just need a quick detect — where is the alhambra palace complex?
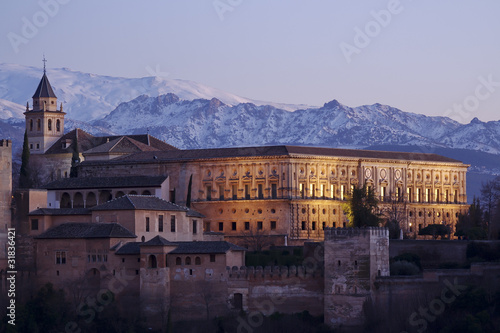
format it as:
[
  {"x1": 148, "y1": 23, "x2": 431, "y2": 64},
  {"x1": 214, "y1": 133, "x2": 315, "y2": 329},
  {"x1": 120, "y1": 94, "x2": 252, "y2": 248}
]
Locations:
[{"x1": 1, "y1": 71, "x2": 499, "y2": 330}]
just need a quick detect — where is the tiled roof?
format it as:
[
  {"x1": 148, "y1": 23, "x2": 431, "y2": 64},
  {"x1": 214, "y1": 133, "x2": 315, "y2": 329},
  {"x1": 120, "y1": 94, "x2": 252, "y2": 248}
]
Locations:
[
  {"x1": 168, "y1": 241, "x2": 246, "y2": 254},
  {"x1": 91, "y1": 195, "x2": 191, "y2": 213},
  {"x1": 29, "y1": 208, "x2": 91, "y2": 216},
  {"x1": 140, "y1": 235, "x2": 176, "y2": 247},
  {"x1": 97, "y1": 145, "x2": 463, "y2": 164},
  {"x1": 42, "y1": 176, "x2": 168, "y2": 190},
  {"x1": 115, "y1": 242, "x2": 141, "y2": 255},
  {"x1": 32, "y1": 73, "x2": 57, "y2": 98},
  {"x1": 187, "y1": 209, "x2": 205, "y2": 218},
  {"x1": 83, "y1": 136, "x2": 160, "y2": 154},
  {"x1": 44, "y1": 129, "x2": 177, "y2": 155},
  {"x1": 35, "y1": 222, "x2": 136, "y2": 239}
]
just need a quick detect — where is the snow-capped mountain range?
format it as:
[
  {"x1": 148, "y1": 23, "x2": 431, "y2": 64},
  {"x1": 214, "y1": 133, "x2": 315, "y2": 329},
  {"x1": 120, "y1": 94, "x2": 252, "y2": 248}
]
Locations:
[
  {"x1": 1, "y1": 63, "x2": 499, "y2": 157},
  {"x1": 0, "y1": 63, "x2": 311, "y2": 121},
  {"x1": 93, "y1": 94, "x2": 500, "y2": 155}
]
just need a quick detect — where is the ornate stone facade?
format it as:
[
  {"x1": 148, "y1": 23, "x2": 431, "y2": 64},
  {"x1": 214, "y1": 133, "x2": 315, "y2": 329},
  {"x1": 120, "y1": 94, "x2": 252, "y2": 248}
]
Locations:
[{"x1": 78, "y1": 147, "x2": 469, "y2": 246}]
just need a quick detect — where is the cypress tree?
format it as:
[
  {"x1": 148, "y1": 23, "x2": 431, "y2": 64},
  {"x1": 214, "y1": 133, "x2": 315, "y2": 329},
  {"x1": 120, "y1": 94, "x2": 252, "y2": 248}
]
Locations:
[
  {"x1": 19, "y1": 130, "x2": 32, "y2": 188},
  {"x1": 69, "y1": 135, "x2": 80, "y2": 178},
  {"x1": 186, "y1": 174, "x2": 193, "y2": 207}
]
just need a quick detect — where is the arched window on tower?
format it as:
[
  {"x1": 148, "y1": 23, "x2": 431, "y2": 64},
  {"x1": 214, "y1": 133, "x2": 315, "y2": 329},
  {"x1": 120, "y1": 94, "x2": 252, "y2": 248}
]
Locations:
[
  {"x1": 56, "y1": 119, "x2": 60, "y2": 132},
  {"x1": 37, "y1": 119, "x2": 41, "y2": 131},
  {"x1": 30, "y1": 119, "x2": 33, "y2": 131},
  {"x1": 48, "y1": 119, "x2": 52, "y2": 131}
]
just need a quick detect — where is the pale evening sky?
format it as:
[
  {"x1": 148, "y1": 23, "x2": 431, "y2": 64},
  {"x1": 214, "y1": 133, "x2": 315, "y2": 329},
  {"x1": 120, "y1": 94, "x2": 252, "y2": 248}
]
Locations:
[{"x1": 1, "y1": 0, "x2": 499, "y2": 123}]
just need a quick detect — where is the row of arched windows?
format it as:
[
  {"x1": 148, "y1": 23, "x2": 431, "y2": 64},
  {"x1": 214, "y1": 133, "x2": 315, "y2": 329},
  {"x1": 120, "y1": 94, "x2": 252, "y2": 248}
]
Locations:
[
  {"x1": 60, "y1": 189, "x2": 152, "y2": 208},
  {"x1": 176, "y1": 256, "x2": 201, "y2": 266},
  {"x1": 29, "y1": 118, "x2": 60, "y2": 132},
  {"x1": 146, "y1": 255, "x2": 202, "y2": 268}
]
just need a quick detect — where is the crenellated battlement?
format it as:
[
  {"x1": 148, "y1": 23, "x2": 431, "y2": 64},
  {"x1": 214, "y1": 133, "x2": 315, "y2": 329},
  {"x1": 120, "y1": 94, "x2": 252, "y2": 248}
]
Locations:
[
  {"x1": 226, "y1": 265, "x2": 323, "y2": 280},
  {"x1": 324, "y1": 227, "x2": 388, "y2": 240},
  {"x1": 0, "y1": 139, "x2": 11, "y2": 148}
]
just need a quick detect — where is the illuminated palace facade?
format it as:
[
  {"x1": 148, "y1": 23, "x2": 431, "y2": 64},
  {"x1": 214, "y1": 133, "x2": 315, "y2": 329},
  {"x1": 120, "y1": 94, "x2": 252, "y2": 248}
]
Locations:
[
  {"x1": 77, "y1": 146, "x2": 469, "y2": 246},
  {"x1": 24, "y1": 70, "x2": 469, "y2": 247}
]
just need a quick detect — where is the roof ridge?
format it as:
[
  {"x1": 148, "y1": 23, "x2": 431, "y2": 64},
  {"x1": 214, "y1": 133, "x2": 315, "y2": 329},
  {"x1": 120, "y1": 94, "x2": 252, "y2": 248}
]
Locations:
[
  {"x1": 125, "y1": 195, "x2": 136, "y2": 209},
  {"x1": 109, "y1": 136, "x2": 125, "y2": 151}
]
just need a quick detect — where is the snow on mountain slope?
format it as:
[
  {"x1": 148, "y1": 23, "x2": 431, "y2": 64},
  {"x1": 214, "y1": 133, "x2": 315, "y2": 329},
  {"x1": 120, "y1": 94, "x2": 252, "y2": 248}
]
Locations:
[
  {"x1": 0, "y1": 63, "x2": 312, "y2": 122},
  {"x1": 0, "y1": 99, "x2": 25, "y2": 119},
  {"x1": 439, "y1": 118, "x2": 500, "y2": 154},
  {"x1": 94, "y1": 94, "x2": 496, "y2": 153}
]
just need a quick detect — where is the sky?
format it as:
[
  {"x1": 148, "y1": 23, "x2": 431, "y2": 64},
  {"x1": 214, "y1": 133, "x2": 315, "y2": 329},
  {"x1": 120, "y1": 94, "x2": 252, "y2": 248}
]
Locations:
[{"x1": 1, "y1": 0, "x2": 500, "y2": 123}]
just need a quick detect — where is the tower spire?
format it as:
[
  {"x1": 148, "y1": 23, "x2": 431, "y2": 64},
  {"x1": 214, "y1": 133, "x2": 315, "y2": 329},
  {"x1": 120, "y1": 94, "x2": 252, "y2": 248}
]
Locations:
[{"x1": 42, "y1": 54, "x2": 47, "y2": 74}]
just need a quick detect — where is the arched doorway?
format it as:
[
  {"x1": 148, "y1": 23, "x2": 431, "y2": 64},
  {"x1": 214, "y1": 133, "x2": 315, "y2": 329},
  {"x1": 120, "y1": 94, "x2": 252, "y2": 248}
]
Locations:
[
  {"x1": 99, "y1": 190, "x2": 112, "y2": 204},
  {"x1": 148, "y1": 255, "x2": 157, "y2": 268},
  {"x1": 60, "y1": 193, "x2": 71, "y2": 208},
  {"x1": 73, "y1": 192, "x2": 84, "y2": 208},
  {"x1": 86, "y1": 192, "x2": 97, "y2": 208}
]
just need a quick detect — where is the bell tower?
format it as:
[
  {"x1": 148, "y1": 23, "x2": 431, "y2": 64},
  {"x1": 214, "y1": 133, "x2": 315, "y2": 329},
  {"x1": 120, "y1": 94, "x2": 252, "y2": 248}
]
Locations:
[{"x1": 24, "y1": 57, "x2": 65, "y2": 154}]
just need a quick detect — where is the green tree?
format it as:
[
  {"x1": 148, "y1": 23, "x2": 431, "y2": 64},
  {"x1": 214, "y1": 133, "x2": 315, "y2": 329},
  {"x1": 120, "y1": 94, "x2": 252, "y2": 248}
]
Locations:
[
  {"x1": 455, "y1": 197, "x2": 488, "y2": 240},
  {"x1": 186, "y1": 174, "x2": 193, "y2": 207},
  {"x1": 19, "y1": 130, "x2": 32, "y2": 188},
  {"x1": 419, "y1": 223, "x2": 451, "y2": 239},
  {"x1": 480, "y1": 177, "x2": 500, "y2": 239},
  {"x1": 342, "y1": 183, "x2": 380, "y2": 227},
  {"x1": 69, "y1": 136, "x2": 80, "y2": 178}
]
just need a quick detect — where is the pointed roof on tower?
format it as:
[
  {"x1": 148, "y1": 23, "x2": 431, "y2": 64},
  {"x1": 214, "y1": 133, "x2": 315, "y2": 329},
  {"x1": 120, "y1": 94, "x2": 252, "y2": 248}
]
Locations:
[{"x1": 32, "y1": 73, "x2": 57, "y2": 98}]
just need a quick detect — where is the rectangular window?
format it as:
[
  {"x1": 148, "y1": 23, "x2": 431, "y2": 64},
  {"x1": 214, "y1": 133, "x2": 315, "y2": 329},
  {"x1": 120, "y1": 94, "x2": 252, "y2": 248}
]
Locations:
[
  {"x1": 231, "y1": 222, "x2": 237, "y2": 231},
  {"x1": 245, "y1": 184, "x2": 250, "y2": 200},
  {"x1": 396, "y1": 187, "x2": 401, "y2": 199},
  {"x1": 321, "y1": 184, "x2": 325, "y2": 199},
  {"x1": 310, "y1": 184, "x2": 315, "y2": 198},
  {"x1": 312, "y1": 221, "x2": 316, "y2": 230},
  {"x1": 380, "y1": 186, "x2": 386, "y2": 201},
  {"x1": 244, "y1": 222, "x2": 250, "y2": 230},
  {"x1": 270, "y1": 221, "x2": 276, "y2": 230},
  {"x1": 210, "y1": 254, "x2": 216, "y2": 262},
  {"x1": 331, "y1": 185, "x2": 334, "y2": 199},
  {"x1": 425, "y1": 188, "x2": 431, "y2": 203},
  {"x1": 30, "y1": 143, "x2": 33, "y2": 149},
  {"x1": 170, "y1": 216, "x2": 176, "y2": 232},
  {"x1": 271, "y1": 183, "x2": 277, "y2": 199},
  {"x1": 232, "y1": 184, "x2": 237, "y2": 200},
  {"x1": 218, "y1": 222, "x2": 224, "y2": 231},
  {"x1": 340, "y1": 185, "x2": 345, "y2": 200},
  {"x1": 257, "y1": 221, "x2": 263, "y2": 230},
  {"x1": 454, "y1": 190, "x2": 458, "y2": 203},
  {"x1": 301, "y1": 221, "x2": 306, "y2": 230},
  {"x1": 445, "y1": 190, "x2": 449, "y2": 203},
  {"x1": 435, "y1": 189, "x2": 440, "y2": 203},
  {"x1": 206, "y1": 185, "x2": 212, "y2": 201},
  {"x1": 300, "y1": 183, "x2": 305, "y2": 199},
  {"x1": 193, "y1": 220, "x2": 197, "y2": 234},
  {"x1": 417, "y1": 188, "x2": 421, "y2": 203},
  {"x1": 158, "y1": 215, "x2": 163, "y2": 232},
  {"x1": 407, "y1": 188, "x2": 412, "y2": 203},
  {"x1": 204, "y1": 221, "x2": 211, "y2": 232},
  {"x1": 146, "y1": 217, "x2": 150, "y2": 232},
  {"x1": 258, "y1": 184, "x2": 264, "y2": 199},
  {"x1": 31, "y1": 219, "x2": 39, "y2": 231},
  {"x1": 219, "y1": 185, "x2": 225, "y2": 200},
  {"x1": 55, "y1": 251, "x2": 66, "y2": 265},
  {"x1": 322, "y1": 222, "x2": 326, "y2": 230}
]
